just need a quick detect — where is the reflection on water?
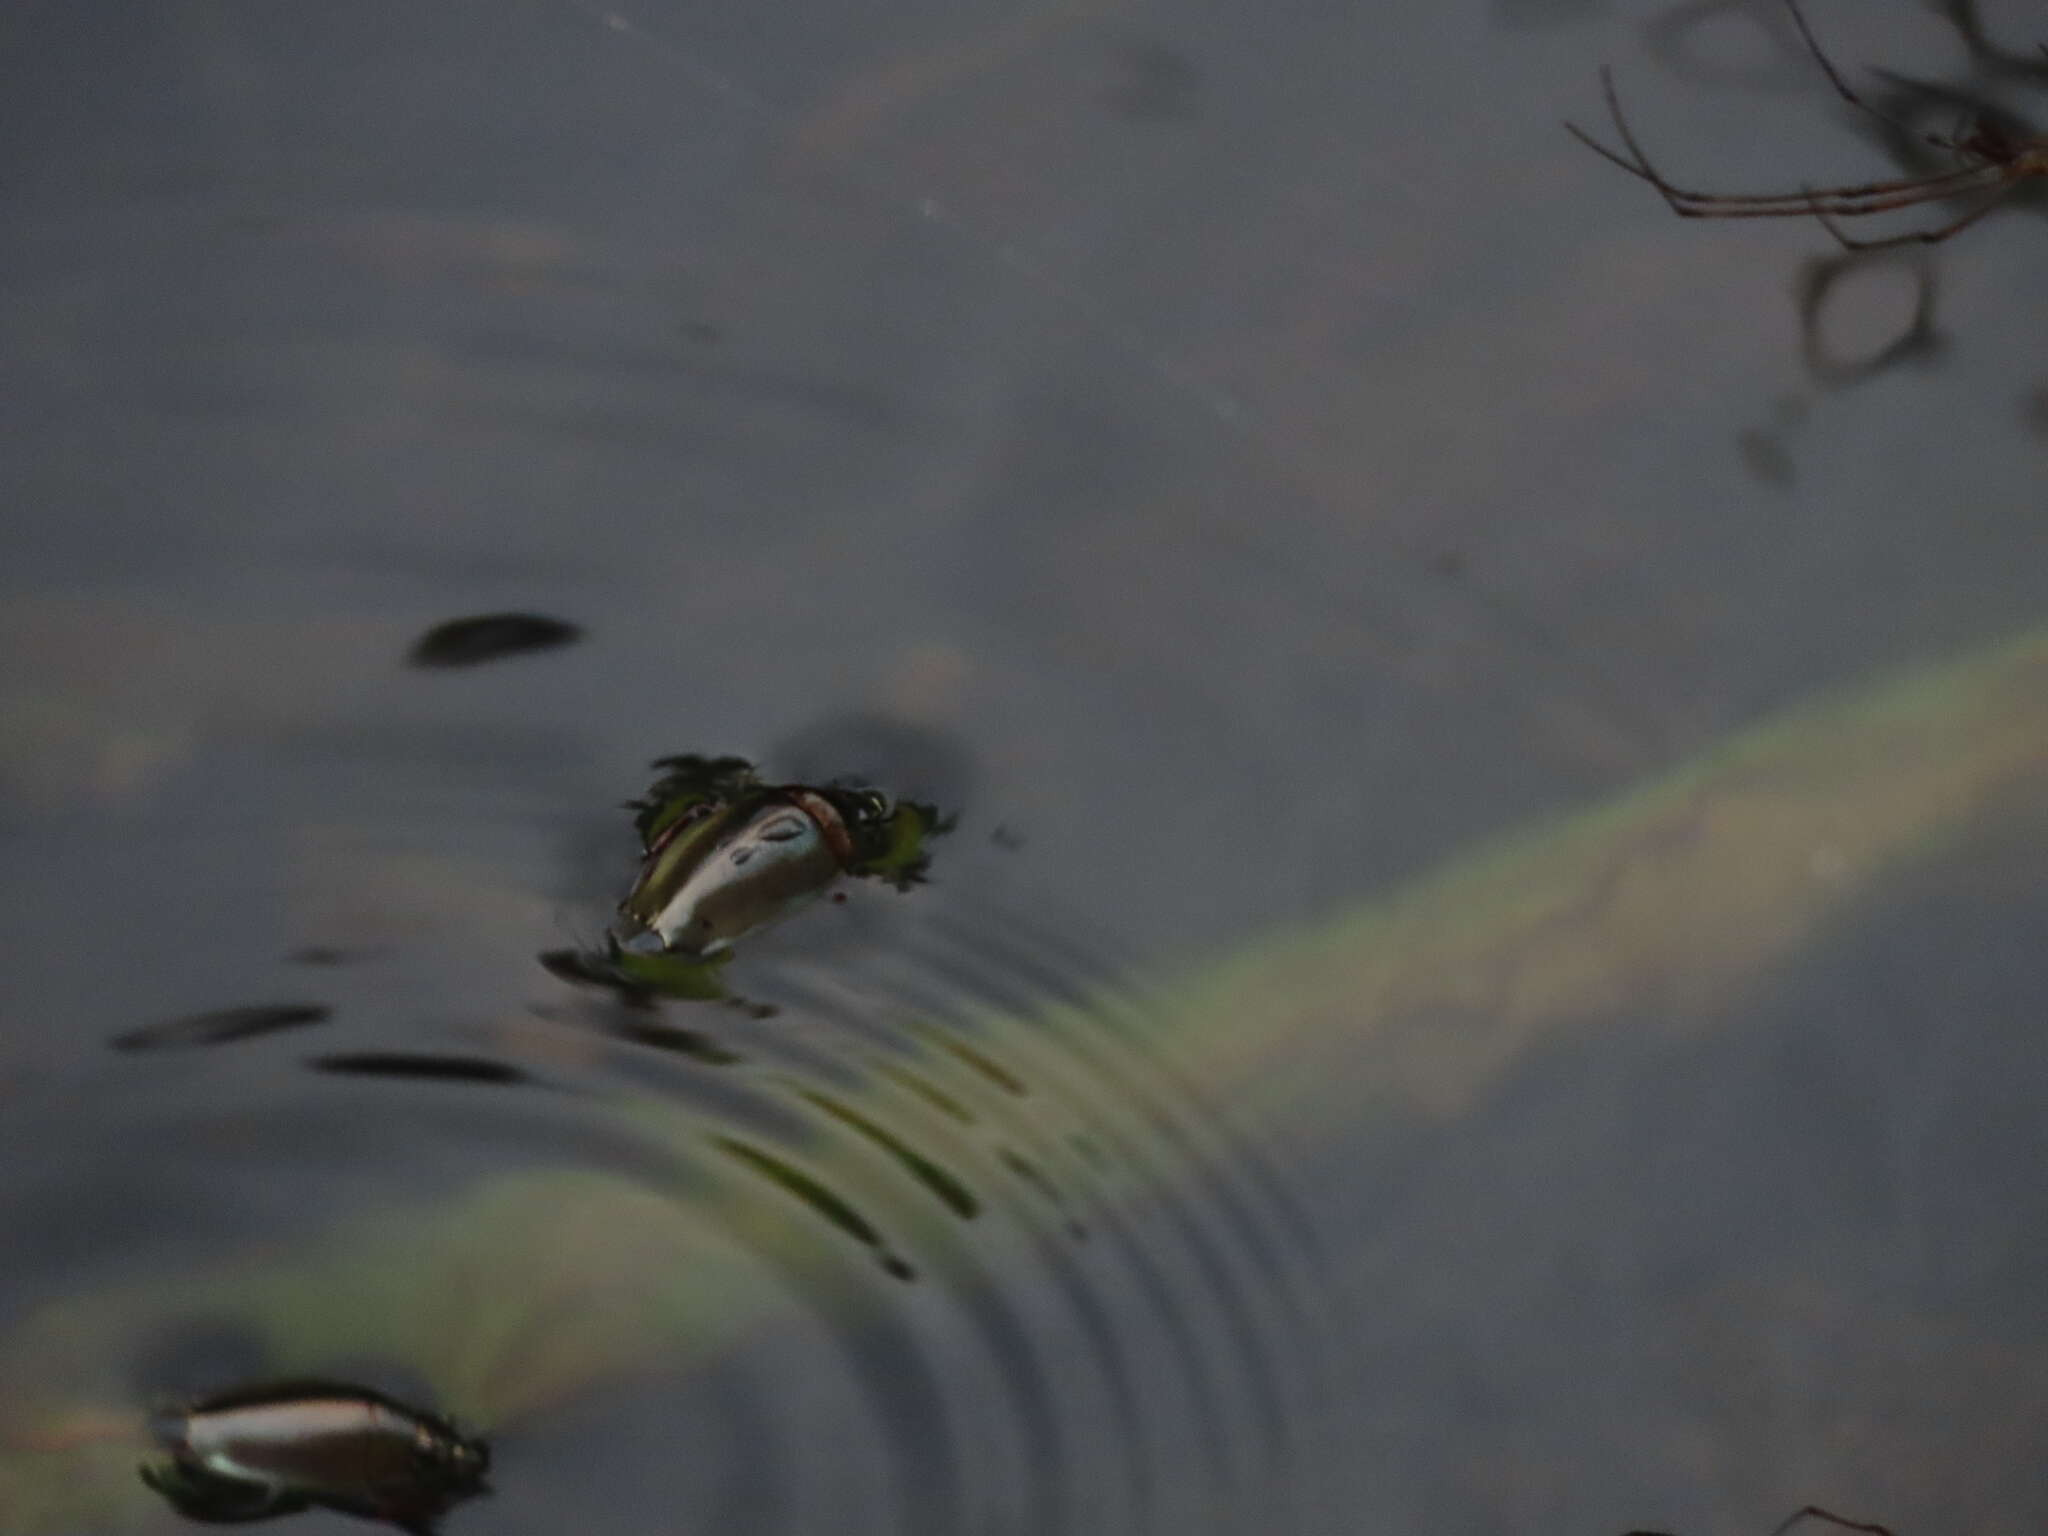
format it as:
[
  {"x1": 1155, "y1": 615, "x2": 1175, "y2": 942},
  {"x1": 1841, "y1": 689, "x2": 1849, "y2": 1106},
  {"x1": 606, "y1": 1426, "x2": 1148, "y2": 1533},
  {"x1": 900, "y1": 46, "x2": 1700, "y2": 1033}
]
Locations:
[{"x1": 3, "y1": 0, "x2": 2047, "y2": 1532}]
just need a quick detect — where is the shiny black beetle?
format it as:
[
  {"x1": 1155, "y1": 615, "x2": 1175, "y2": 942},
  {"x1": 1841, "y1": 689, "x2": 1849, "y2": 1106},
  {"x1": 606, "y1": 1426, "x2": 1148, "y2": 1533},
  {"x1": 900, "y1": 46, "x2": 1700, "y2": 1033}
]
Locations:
[
  {"x1": 140, "y1": 1380, "x2": 489, "y2": 1534},
  {"x1": 612, "y1": 754, "x2": 951, "y2": 961}
]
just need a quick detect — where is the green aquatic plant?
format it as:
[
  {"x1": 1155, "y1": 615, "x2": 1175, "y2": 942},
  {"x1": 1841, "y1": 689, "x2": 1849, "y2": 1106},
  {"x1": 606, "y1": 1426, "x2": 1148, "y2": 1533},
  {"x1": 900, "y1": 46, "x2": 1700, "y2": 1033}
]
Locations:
[{"x1": 2, "y1": 626, "x2": 2045, "y2": 1529}]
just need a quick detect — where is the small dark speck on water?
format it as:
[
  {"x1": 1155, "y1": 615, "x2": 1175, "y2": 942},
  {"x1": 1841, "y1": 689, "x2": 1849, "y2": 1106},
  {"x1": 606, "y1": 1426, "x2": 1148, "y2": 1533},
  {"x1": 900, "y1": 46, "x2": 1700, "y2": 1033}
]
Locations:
[
  {"x1": 407, "y1": 612, "x2": 583, "y2": 669},
  {"x1": 111, "y1": 1004, "x2": 332, "y2": 1052},
  {"x1": 306, "y1": 1052, "x2": 532, "y2": 1086}
]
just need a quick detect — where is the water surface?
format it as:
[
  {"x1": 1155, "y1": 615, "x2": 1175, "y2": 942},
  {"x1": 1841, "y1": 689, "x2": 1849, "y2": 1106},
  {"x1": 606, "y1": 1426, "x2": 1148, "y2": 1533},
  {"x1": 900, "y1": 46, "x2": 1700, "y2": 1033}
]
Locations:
[{"x1": 2, "y1": 1, "x2": 2045, "y2": 1533}]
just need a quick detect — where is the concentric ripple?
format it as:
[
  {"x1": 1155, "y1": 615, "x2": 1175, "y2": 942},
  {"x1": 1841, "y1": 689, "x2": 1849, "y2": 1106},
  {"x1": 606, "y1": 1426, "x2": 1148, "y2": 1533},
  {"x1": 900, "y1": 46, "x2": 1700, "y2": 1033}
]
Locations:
[
  {"x1": 549, "y1": 881, "x2": 1356, "y2": 1536},
  {"x1": 0, "y1": 876, "x2": 1348, "y2": 1536}
]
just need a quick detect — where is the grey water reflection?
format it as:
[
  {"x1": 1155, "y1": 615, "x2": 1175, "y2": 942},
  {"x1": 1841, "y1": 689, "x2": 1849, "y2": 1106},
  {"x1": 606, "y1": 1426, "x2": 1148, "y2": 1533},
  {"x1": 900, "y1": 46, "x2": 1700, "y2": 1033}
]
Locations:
[{"x1": 2, "y1": 1, "x2": 2046, "y2": 1534}]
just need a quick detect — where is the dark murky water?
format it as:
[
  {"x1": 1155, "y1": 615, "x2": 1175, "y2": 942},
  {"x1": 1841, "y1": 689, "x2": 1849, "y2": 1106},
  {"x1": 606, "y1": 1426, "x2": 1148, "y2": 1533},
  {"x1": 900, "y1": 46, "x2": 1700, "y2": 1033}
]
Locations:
[{"x1": 3, "y1": 2, "x2": 2046, "y2": 1533}]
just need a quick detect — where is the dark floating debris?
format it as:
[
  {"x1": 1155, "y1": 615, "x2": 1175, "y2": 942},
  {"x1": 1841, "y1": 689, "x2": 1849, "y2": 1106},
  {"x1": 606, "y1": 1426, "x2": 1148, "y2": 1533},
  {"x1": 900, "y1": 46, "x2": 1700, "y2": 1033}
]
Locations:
[
  {"x1": 112, "y1": 1004, "x2": 332, "y2": 1053},
  {"x1": 140, "y1": 1379, "x2": 489, "y2": 1535},
  {"x1": 1569, "y1": 0, "x2": 2048, "y2": 253},
  {"x1": 612, "y1": 753, "x2": 954, "y2": 961},
  {"x1": 406, "y1": 612, "x2": 582, "y2": 669},
  {"x1": 306, "y1": 1052, "x2": 531, "y2": 1086}
]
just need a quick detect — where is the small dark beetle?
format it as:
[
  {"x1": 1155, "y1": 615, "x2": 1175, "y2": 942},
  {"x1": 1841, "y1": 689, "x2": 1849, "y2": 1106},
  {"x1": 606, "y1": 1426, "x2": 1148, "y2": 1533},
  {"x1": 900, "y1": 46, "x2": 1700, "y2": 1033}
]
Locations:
[
  {"x1": 612, "y1": 754, "x2": 951, "y2": 960},
  {"x1": 141, "y1": 1380, "x2": 489, "y2": 1534}
]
